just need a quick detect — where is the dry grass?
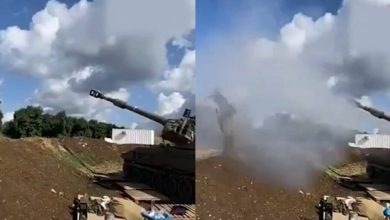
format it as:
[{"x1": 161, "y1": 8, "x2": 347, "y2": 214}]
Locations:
[
  {"x1": 329, "y1": 161, "x2": 367, "y2": 177},
  {"x1": 90, "y1": 161, "x2": 122, "y2": 174}
]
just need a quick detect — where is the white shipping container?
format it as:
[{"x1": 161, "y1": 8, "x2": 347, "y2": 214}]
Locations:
[
  {"x1": 350, "y1": 134, "x2": 390, "y2": 149},
  {"x1": 111, "y1": 129, "x2": 154, "y2": 145}
]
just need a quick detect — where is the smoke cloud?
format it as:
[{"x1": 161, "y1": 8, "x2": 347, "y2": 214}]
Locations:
[{"x1": 197, "y1": 0, "x2": 390, "y2": 187}]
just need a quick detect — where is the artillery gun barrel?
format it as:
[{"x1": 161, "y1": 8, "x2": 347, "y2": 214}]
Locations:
[
  {"x1": 90, "y1": 89, "x2": 167, "y2": 125},
  {"x1": 354, "y1": 100, "x2": 390, "y2": 122}
]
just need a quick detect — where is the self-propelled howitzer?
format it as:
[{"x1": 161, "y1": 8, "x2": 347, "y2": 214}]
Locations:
[
  {"x1": 90, "y1": 89, "x2": 195, "y2": 203},
  {"x1": 90, "y1": 89, "x2": 195, "y2": 148}
]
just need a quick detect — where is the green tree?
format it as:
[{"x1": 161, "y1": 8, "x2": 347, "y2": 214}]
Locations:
[
  {"x1": 49, "y1": 111, "x2": 72, "y2": 137},
  {"x1": 105, "y1": 123, "x2": 116, "y2": 138},
  {"x1": 96, "y1": 122, "x2": 109, "y2": 138},
  {"x1": 2, "y1": 106, "x2": 124, "y2": 139},
  {"x1": 42, "y1": 113, "x2": 55, "y2": 137},
  {"x1": 13, "y1": 106, "x2": 44, "y2": 137},
  {"x1": 3, "y1": 121, "x2": 19, "y2": 138},
  {"x1": 70, "y1": 117, "x2": 89, "y2": 137},
  {"x1": 61, "y1": 112, "x2": 74, "y2": 137},
  {"x1": 103, "y1": 123, "x2": 125, "y2": 138},
  {"x1": 89, "y1": 120, "x2": 107, "y2": 138},
  {"x1": 0, "y1": 109, "x2": 3, "y2": 131}
]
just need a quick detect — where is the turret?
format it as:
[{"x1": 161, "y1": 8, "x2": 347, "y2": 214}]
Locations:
[{"x1": 90, "y1": 89, "x2": 195, "y2": 147}]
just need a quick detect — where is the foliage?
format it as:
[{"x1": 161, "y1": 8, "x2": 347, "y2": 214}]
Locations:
[
  {"x1": 0, "y1": 109, "x2": 3, "y2": 131},
  {"x1": 3, "y1": 121, "x2": 18, "y2": 138},
  {"x1": 2, "y1": 106, "x2": 124, "y2": 139},
  {"x1": 14, "y1": 106, "x2": 44, "y2": 137}
]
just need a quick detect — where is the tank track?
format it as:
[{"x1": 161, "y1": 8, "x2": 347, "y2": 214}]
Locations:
[
  {"x1": 366, "y1": 163, "x2": 390, "y2": 184},
  {"x1": 123, "y1": 162, "x2": 195, "y2": 203}
]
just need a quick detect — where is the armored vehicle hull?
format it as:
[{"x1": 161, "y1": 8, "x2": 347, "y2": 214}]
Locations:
[
  {"x1": 122, "y1": 145, "x2": 195, "y2": 203},
  {"x1": 349, "y1": 134, "x2": 390, "y2": 180},
  {"x1": 360, "y1": 148, "x2": 390, "y2": 180}
]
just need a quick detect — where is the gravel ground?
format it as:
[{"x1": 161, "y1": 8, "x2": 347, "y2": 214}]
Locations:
[{"x1": 196, "y1": 156, "x2": 365, "y2": 220}]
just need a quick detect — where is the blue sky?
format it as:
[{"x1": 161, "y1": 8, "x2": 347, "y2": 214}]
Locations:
[{"x1": 0, "y1": 0, "x2": 191, "y2": 127}]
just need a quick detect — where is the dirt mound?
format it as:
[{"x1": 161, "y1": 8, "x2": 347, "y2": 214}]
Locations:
[
  {"x1": 0, "y1": 137, "x2": 128, "y2": 220},
  {"x1": 58, "y1": 137, "x2": 136, "y2": 174},
  {"x1": 60, "y1": 137, "x2": 134, "y2": 161},
  {"x1": 196, "y1": 156, "x2": 364, "y2": 220}
]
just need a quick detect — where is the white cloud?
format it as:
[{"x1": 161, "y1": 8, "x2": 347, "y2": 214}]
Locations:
[
  {"x1": 2, "y1": 111, "x2": 14, "y2": 123},
  {"x1": 172, "y1": 36, "x2": 193, "y2": 48},
  {"x1": 326, "y1": 76, "x2": 338, "y2": 88},
  {"x1": 157, "y1": 92, "x2": 185, "y2": 116},
  {"x1": 30, "y1": 77, "x2": 130, "y2": 120},
  {"x1": 0, "y1": 0, "x2": 194, "y2": 121},
  {"x1": 279, "y1": 12, "x2": 334, "y2": 54},
  {"x1": 356, "y1": 96, "x2": 373, "y2": 107},
  {"x1": 151, "y1": 48, "x2": 195, "y2": 121},
  {"x1": 153, "y1": 49, "x2": 195, "y2": 93},
  {"x1": 358, "y1": 0, "x2": 390, "y2": 6},
  {"x1": 106, "y1": 88, "x2": 130, "y2": 101}
]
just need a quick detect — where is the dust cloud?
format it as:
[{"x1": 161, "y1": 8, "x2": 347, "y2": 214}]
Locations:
[{"x1": 196, "y1": 0, "x2": 390, "y2": 187}]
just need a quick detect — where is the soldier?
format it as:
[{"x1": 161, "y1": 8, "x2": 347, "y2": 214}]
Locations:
[{"x1": 209, "y1": 90, "x2": 236, "y2": 157}]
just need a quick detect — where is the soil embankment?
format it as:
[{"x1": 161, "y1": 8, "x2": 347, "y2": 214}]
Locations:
[{"x1": 0, "y1": 137, "x2": 134, "y2": 219}]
